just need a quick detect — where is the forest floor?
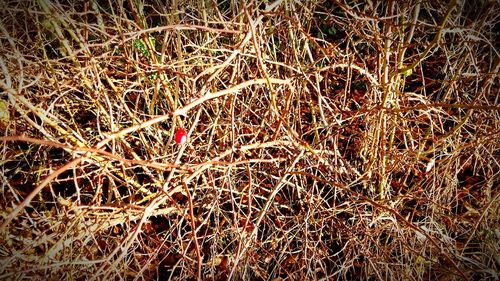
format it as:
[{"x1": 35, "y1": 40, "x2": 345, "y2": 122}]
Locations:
[{"x1": 0, "y1": 0, "x2": 499, "y2": 280}]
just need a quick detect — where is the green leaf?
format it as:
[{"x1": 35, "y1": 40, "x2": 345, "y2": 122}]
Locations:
[
  {"x1": 0, "y1": 99, "x2": 9, "y2": 125},
  {"x1": 148, "y1": 72, "x2": 158, "y2": 81},
  {"x1": 403, "y1": 68, "x2": 413, "y2": 77},
  {"x1": 133, "y1": 38, "x2": 149, "y2": 57}
]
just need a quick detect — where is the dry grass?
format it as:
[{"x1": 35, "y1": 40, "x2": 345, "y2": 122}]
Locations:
[{"x1": 0, "y1": 0, "x2": 499, "y2": 280}]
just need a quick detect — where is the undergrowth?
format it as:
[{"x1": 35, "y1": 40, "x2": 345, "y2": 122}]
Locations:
[{"x1": 0, "y1": 0, "x2": 498, "y2": 280}]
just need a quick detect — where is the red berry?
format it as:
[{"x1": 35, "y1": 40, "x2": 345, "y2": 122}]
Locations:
[{"x1": 175, "y1": 128, "x2": 188, "y2": 144}]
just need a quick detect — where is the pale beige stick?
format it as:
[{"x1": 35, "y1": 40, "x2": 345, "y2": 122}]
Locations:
[
  {"x1": 228, "y1": 150, "x2": 305, "y2": 279},
  {"x1": 96, "y1": 78, "x2": 290, "y2": 150},
  {"x1": 0, "y1": 135, "x2": 178, "y2": 170},
  {"x1": 0, "y1": 157, "x2": 83, "y2": 232}
]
